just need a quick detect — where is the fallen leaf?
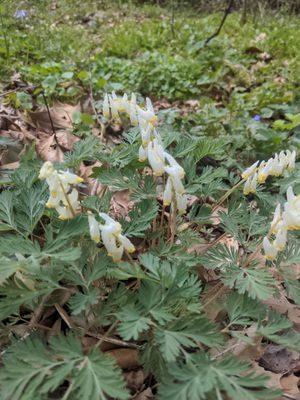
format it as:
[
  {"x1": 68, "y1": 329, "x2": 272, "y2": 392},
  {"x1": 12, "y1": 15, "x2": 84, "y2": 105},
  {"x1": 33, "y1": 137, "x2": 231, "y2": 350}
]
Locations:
[
  {"x1": 111, "y1": 190, "x2": 134, "y2": 218},
  {"x1": 124, "y1": 369, "x2": 145, "y2": 391},
  {"x1": 29, "y1": 102, "x2": 80, "y2": 133},
  {"x1": 36, "y1": 134, "x2": 64, "y2": 162},
  {"x1": 280, "y1": 374, "x2": 300, "y2": 396},
  {"x1": 55, "y1": 130, "x2": 79, "y2": 151},
  {"x1": 106, "y1": 348, "x2": 139, "y2": 369},
  {"x1": 259, "y1": 345, "x2": 300, "y2": 374},
  {"x1": 252, "y1": 363, "x2": 282, "y2": 390}
]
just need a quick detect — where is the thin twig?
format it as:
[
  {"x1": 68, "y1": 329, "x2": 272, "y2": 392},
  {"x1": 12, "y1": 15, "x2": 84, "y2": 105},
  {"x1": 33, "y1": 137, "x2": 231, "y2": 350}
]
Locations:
[
  {"x1": 41, "y1": 91, "x2": 56, "y2": 136},
  {"x1": 204, "y1": 0, "x2": 234, "y2": 46},
  {"x1": 86, "y1": 331, "x2": 140, "y2": 349},
  {"x1": 94, "y1": 320, "x2": 119, "y2": 349}
]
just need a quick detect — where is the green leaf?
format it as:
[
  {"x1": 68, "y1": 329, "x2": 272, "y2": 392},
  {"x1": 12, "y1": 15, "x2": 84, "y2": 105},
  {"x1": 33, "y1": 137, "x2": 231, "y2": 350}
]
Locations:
[
  {"x1": 0, "y1": 334, "x2": 129, "y2": 400},
  {"x1": 226, "y1": 292, "x2": 266, "y2": 326},
  {"x1": 155, "y1": 316, "x2": 223, "y2": 362},
  {"x1": 117, "y1": 306, "x2": 152, "y2": 340},
  {"x1": 159, "y1": 352, "x2": 281, "y2": 400},
  {"x1": 122, "y1": 199, "x2": 158, "y2": 238}
]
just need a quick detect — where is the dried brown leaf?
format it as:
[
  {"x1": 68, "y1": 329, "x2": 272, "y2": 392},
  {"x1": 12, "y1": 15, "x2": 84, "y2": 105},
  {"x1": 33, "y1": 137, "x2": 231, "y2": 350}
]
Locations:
[
  {"x1": 106, "y1": 348, "x2": 139, "y2": 369},
  {"x1": 36, "y1": 134, "x2": 64, "y2": 162}
]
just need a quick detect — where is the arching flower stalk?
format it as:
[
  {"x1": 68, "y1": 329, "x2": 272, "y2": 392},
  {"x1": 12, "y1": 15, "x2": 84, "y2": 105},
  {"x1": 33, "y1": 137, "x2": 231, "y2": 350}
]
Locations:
[
  {"x1": 103, "y1": 92, "x2": 188, "y2": 219},
  {"x1": 262, "y1": 186, "x2": 300, "y2": 260},
  {"x1": 242, "y1": 150, "x2": 296, "y2": 195},
  {"x1": 39, "y1": 161, "x2": 82, "y2": 220},
  {"x1": 88, "y1": 212, "x2": 135, "y2": 262}
]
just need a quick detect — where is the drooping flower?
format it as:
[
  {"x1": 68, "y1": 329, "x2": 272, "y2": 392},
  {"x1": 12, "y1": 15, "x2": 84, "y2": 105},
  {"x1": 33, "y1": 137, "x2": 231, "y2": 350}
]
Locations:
[
  {"x1": 243, "y1": 150, "x2": 297, "y2": 194},
  {"x1": 88, "y1": 212, "x2": 135, "y2": 262},
  {"x1": 39, "y1": 161, "x2": 82, "y2": 220},
  {"x1": 147, "y1": 139, "x2": 165, "y2": 176},
  {"x1": 263, "y1": 237, "x2": 278, "y2": 260},
  {"x1": 282, "y1": 186, "x2": 300, "y2": 230}
]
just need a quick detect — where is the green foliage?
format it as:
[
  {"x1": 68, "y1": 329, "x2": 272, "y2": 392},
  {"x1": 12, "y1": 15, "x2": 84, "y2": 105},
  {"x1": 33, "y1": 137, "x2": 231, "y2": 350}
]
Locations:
[
  {"x1": 0, "y1": 2, "x2": 300, "y2": 398},
  {"x1": 159, "y1": 352, "x2": 281, "y2": 400},
  {"x1": 0, "y1": 334, "x2": 129, "y2": 400}
]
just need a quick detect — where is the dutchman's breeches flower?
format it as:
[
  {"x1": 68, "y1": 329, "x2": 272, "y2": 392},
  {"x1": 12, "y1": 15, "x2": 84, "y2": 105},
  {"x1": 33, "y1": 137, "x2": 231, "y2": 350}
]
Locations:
[
  {"x1": 242, "y1": 150, "x2": 297, "y2": 195},
  {"x1": 88, "y1": 212, "x2": 135, "y2": 262},
  {"x1": 262, "y1": 186, "x2": 300, "y2": 260},
  {"x1": 102, "y1": 92, "x2": 188, "y2": 216},
  {"x1": 39, "y1": 161, "x2": 82, "y2": 220}
]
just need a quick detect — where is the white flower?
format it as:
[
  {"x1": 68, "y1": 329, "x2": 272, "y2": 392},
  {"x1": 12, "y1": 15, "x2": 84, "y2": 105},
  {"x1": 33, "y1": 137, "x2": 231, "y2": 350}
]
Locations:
[
  {"x1": 274, "y1": 227, "x2": 287, "y2": 251},
  {"x1": 263, "y1": 237, "x2": 278, "y2": 260},
  {"x1": 39, "y1": 162, "x2": 82, "y2": 219},
  {"x1": 109, "y1": 93, "x2": 119, "y2": 120},
  {"x1": 88, "y1": 212, "x2": 136, "y2": 262},
  {"x1": 268, "y1": 154, "x2": 284, "y2": 176},
  {"x1": 241, "y1": 161, "x2": 259, "y2": 180},
  {"x1": 270, "y1": 204, "x2": 281, "y2": 234},
  {"x1": 286, "y1": 150, "x2": 296, "y2": 171},
  {"x1": 243, "y1": 172, "x2": 258, "y2": 195},
  {"x1": 118, "y1": 234, "x2": 135, "y2": 253},
  {"x1": 147, "y1": 139, "x2": 165, "y2": 176},
  {"x1": 163, "y1": 177, "x2": 173, "y2": 206},
  {"x1": 136, "y1": 97, "x2": 157, "y2": 126},
  {"x1": 103, "y1": 93, "x2": 110, "y2": 119},
  {"x1": 56, "y1": 205, "x2": 74, "y2": 220},
  {"x1": 140, "y1": 124, "x2": 152, "y2": 146},
  {"x1": 138, "y1": 145, "x2": 148, "y2": 162},
  {"x1": 282, "y1": 186, "x2": 300, "y2": 230},
  {"x1": 129, "y1": 93, "x2": 138, "y2": 126},
  {"x1": 175, "y1": 192, "x2": 187, "y2": 215},
  {"x1": 88, "y1": 212, "x2": 101, "y2": 243},
  {"x1": 39, "y1": 161, "x2": 55, "y2": 179}
]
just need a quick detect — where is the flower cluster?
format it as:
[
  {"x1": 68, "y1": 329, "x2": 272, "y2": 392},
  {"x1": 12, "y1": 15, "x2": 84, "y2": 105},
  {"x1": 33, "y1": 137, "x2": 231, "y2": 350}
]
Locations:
[
  {"x1": 103, "y1": 92, "x2": 187, "y2": 214},
  {"x1": 39, "y1": 161, "x2": 82, "y2": 220},
  {"x1": 263, "y1": 186, "x2": 300, "y2": 260},
  {"x1": 242, "y1": 150, "x2": 296, "y2": 195},
  {"x1": 88, "y1": 212, "x2": 135, "y2": 262}
]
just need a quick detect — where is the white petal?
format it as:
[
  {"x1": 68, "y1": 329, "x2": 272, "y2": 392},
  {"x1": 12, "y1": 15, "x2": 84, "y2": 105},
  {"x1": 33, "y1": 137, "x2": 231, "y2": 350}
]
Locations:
[
  {"x1": 39, "y1": 161, "x2": 54, "y2": 180},
  {"x1": 103, "y1": 94, "x2": 110, "y2": 119},
  {"x1": 270, "y1": 204, "x2": 281, "y2": 233},
  {"x1": 147, "y1": 141, "x2": 165, "y2": 176},
  {"x1": 118, "y1": 234, "x2": 135, "y2": 253},
  {"x1": 274, "y1": 228, "x2": 287, "y2": 251},
  {"x1": 241, "y1": 161, "x2": 259, "y2": 180},
  {"x1": 88, "y1": 213, "x2": 100, "y2": 243},
  {"x1": 138, "y1": 145, "x2": 147, "y2": 162},
  {"x1": 175, "y1": 193, "x2": 187, "y2": 215},
  {"x1": 163, "y1": 177, "x2": 173, "y2": 206},
  {"x1": 101, "y1": 228, "x2": 118, "y2": 254},
  {"x1": 263, "y1": 237, "x2": 278, "y2": 260}
]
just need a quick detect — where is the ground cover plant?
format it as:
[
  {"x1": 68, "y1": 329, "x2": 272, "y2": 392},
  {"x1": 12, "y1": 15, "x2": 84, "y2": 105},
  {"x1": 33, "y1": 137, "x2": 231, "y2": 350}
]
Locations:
[{"x1": 0, "y1": 1, "x2": 300, "y2": 399}]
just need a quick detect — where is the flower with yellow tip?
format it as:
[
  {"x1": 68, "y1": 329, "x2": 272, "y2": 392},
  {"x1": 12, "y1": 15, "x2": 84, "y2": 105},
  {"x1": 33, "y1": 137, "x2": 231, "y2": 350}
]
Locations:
[
  {"x1": 243, "y1": 172, "x2": 258, "y2": 195},
  {"x1": 147, "y1": 139, "x2": 165, "y2": 176},
  {"x1": 39, "y1": 161, "x2": 82, "y2": 220},
  {"x1": 282, "y1": 186, "x2": 300, "y2": 230},
  {"x1": 241, "y1": 161, "x2": 259, "y2": 180},
  {"x1": 263, "y1": 237, "x2": 278, "y2": 260},
  {"x1": 88, "y1": 212, "x2": 135, "y2": 262},
  {"x1": 103, "y1": 93, "x2": 110, "y2": 119}
]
